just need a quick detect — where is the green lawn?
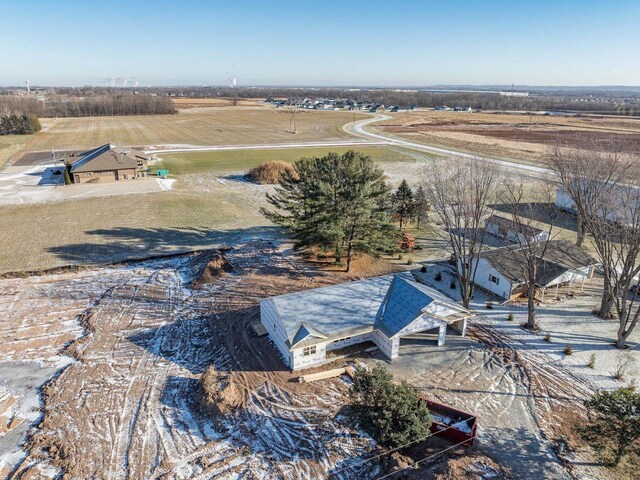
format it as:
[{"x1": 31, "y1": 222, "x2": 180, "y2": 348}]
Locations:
[{"x1": 156, "y1": 146, "x2": 422, "y2": 176}]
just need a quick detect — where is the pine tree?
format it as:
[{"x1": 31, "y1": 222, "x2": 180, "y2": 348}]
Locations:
[
  {"x1": 391, "y1": 179, "x2": 415, "y2": 230},
  {"x1": 262, "y1": 150, "x2": 396, "y2": 272},
  {"x1": 63, "y1": 163, "x2": 72, "y2": 185}
]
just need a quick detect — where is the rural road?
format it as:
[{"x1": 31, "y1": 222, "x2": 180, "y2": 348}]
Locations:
[{"x1": 342, "y1": 113, "x2": 551, "y2": 175}]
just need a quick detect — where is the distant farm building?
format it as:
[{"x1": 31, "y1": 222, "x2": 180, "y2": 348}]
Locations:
[
  {"x1": 485, "y1": 214, "x2": 550, "y2": 244},
  {"x1": 67, "y1": 144, "x2": 149, "y2": 184},
  {"x1": 260, "y1": 272, "x2": 473, "y2": 370},
  {"x1": 467, "y1": 240, "x2": 597, "y2": 300}
]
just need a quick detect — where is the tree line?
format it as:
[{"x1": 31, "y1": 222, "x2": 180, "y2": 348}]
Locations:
[
  {"x1": 135, "y1": 86, "x2": 639, "y2": 115},
  {"x1": 0, "y1": 111, "x2": 41, "y2": 135},
  {"x1": 0, "y1": 94, "x2": 176, "y2": 118}
]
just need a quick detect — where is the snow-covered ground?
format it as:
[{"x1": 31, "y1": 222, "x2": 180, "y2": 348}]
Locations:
[
  {"x1": 0, "y1": 162, "x2": 166, "y2": 205},
  {"x1": 416, "y1": 262, "x2": 640, "y2": 392}
]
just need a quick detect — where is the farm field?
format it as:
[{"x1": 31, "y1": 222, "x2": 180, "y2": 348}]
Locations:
[
  {"x1": 17, "y1": 108, "x2": 366, "y2": 154},
  {"x1": 373, "y1": 110, "x2": 640, "y2": 165}
]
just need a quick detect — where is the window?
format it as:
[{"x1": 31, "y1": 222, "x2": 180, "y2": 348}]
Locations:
[
  {"x1": 303, "y1": 346, "x2": 316, "y2": 356},
  {"x1": 489, "y1": 274, "x2": 500, "y2": 285}
]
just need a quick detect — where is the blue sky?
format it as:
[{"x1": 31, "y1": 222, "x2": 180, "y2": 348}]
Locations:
[{"x1": 1, "y1": 0, "x2": 638, "y2": 87}]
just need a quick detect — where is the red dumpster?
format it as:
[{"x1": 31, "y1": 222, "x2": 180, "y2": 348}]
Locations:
[{"x1": 423, "y1": 399, "x2": 478, "y2": 447}]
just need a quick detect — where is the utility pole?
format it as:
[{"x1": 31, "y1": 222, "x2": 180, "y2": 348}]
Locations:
[{"x1": 289, "y1": 104, "x2": 297, "y2": 134}]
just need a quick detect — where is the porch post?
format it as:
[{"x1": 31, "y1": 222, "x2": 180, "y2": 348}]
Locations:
[{"x1": 437, "y1": 322, "x2": 446, "y2": 347}]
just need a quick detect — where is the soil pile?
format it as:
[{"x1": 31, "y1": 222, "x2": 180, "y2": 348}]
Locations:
[
  {"x1": 191, "y1": 252, "x2": 234, "y2": 286},
  {"x1": 199, "y1": 366, "x2": 244, "y2": 416},
  {"x1": 245, "y1": 161, "x2": 298, "y2": 184}
]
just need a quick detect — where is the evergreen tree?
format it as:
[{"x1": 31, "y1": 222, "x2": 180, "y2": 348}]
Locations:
[
  {"x1": 391, "y1": 179, "x2": 415, "y2": 230},
  {"x1": 350, "y1": 365, "x2": 432, "y2": 446},
  {"x1": 414, "y1": 185, "x2": 429, "y2": 229},
  {"x1": 581, "y1": 387, "x2": 640, "y2": 465},
  {"x1": 63, "y1": 163, "x2": 72, "y2": 185},
  {"x1": 262, "y1": 150, "x2": 396, "y2": 272}
]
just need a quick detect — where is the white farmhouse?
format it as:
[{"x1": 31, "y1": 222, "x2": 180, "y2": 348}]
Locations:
[
  {"x1": 260, "y1": 272, "x2": 472, "y2": 371},
  {"x1": 467, "y1": 240, "x2": 597, "y2": 300},
  {"x1": 485, "y1": 215, "x2": 549, "y2": 244}
]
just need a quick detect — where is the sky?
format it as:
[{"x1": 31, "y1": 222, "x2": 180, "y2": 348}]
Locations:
[{"x1": 1, "y1": 0, "x2": 639, "y2": 87}]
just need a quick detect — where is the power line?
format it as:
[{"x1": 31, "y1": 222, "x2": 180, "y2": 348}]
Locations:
[
  {"x1": 328, "y1": 414, "x2": 476, "y2": 478},
  {"x1": 374, "y1": 435, "x2": 478, "y2": 480}
]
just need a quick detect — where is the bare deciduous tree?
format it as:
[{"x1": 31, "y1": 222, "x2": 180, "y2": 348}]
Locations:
[
  {"x1": 500, "y1": 179, "x2": 557, "y2": 330},
  {"x1": 423, "y1": 158, "x2": 502, "y2": 308},
  {"x1": 548, "y1": 146, "x2": 631, "y2": 319}
]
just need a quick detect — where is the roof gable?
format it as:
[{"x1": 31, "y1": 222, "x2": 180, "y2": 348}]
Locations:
[{"x1": 291, "y1": 323, "x2": 327, "y2": 348}]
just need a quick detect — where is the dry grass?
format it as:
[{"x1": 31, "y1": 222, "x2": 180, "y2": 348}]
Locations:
[
  {"x1": 20, "y1": 108, "x2": 366, "y2": 152},
  {"x1": 375, "y1": 110, "x2": 640, "y2": 165},
  {"x1": 0, "y1": 135, "x2": 30, "y2": 169},
  {"x1": 171, "y1": 97, "x2": 264, "y2": 108},
  {"x1": 245, "y1": 161, "x2": 298, "y2": 184}
]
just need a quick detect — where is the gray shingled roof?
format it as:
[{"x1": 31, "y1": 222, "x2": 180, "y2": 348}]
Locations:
[
  {"x1": 479, "y1": 239, "x2": 597, "y2": 287},
  {"x1": 69, "y1": 144, "x2": 149, "y2": 173},
  {"x1": 269, "y1": 272, "x2": 471, "y2": 348}
]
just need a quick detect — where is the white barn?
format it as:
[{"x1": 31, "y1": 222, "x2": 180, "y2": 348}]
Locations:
[{"x1": 260, "y1": 272, "x2": 472, "y2": 371}]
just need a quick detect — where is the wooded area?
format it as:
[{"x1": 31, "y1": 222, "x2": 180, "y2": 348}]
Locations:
[{"x1": 0, "y1": 94, "x2": 177, "y2": 117}]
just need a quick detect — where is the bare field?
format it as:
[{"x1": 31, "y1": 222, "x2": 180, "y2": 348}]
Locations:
[
  {"x1": 375, "y1": 110, "x2": 640, "y2": 164},
  {"x1": 19, "y1": 108, "x2": 366, "y2": 153}
]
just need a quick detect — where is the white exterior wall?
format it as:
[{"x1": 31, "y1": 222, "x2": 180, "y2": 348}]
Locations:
[
  {"x1": 371, "y1": 330, "x2": 399, "y2": 360},
  {"x1": 290, "y1": 342, "x2": 327, "y2": 371},
  {"x1": 468, "y1": 257, "x2": 514, "y2": 299},
  {"x1": 326, "y1": 332, "x2": 371, "y2": 352},
  {"x1": 260, "y1": 299, "x2": 293, "y2": 368}
]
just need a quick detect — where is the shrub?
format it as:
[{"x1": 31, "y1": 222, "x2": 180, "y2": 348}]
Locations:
[
  {"x1": 434, "y1": 271, "x2": 442, "y2": 281},
  {"x1": 420, "y1": 265, "x2": 427, "y2": 273},
  {"x1": 246, "y1": 161, "x2": 298, "y2": 184},
  {"x1": 407, "y1": 257, "x2": 413, "y2": 265},
  {"x1": 450, "y1": 280, "x2": 456, "y2": 289},
  {"x1": 581, "y1": 387, "x2": 640, "y2": 466},
  {"x1": 398, "y1": 253, "x2": 404, "y2": 260},
  {"x1": 563, "y1": 345, "x2": 573, "y2": 356},
  {"x1": 507, "y1": 313, "x2": 514, "y2": 322},
  {"x1": 544, "y1": 333, "x2": 552, "y2": 343},
  {"x1": 486, "y1": 302, "x2": 494, "y2": 309},
  {"x1": 588, "y1": 353, "x2": 596, "y2": 369},
  {"x1": 350, "y1": 365, "x2": 432, "y2": 447}
]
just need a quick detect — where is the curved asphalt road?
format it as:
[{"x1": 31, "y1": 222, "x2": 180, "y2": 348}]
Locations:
[{"x1": 342, "y1": 113, "x2": 551, "y2": 175}]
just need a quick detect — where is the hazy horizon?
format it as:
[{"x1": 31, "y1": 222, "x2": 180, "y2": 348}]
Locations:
[{"x1": 1, "y1": 0, "x2": 639, "y2": 87}]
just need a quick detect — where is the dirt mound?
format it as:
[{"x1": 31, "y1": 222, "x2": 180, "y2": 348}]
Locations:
[
  {"x1": 199, "y1": 366, "x2": 244, "y2": 416},
  {"x1": 245, "y1": 160, "x2": 298, "y2": 184},
  {"x1": 191, "y1": 252, "x2": 234, "y2": 286}
]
